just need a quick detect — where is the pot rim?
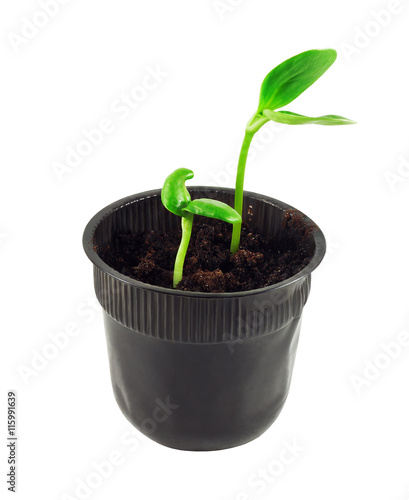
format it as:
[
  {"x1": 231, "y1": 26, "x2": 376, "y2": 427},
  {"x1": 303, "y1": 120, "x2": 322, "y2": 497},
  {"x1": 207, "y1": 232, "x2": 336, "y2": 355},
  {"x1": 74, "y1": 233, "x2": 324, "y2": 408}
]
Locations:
[{"x1": 83, "y1": 186, "x2": 326, "y2": 298}]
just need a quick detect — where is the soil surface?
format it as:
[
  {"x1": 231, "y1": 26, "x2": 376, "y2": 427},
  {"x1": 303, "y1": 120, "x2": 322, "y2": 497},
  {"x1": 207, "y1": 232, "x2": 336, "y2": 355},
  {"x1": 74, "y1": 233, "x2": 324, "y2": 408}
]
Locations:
[{"x1": 97, "y1": 209, "x2": 317, "y2": 293}]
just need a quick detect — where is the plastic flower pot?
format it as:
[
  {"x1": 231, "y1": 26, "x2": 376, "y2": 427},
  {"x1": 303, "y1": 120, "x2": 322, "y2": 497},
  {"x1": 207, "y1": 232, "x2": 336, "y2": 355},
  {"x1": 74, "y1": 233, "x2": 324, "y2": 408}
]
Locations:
[{"x1": 82, "y1": 187, "x2": 325, "y2": 451}]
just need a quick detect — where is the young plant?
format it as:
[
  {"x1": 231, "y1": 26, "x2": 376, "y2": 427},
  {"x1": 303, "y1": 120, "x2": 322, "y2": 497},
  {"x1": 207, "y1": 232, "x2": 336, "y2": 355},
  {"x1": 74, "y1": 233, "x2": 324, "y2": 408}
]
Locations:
[
  {"x1": 161, "y1": 168, "x2": 241, "y2": 288},
  {"x1": 230, "y1": 48, "x2": 356, "y2": 254}
]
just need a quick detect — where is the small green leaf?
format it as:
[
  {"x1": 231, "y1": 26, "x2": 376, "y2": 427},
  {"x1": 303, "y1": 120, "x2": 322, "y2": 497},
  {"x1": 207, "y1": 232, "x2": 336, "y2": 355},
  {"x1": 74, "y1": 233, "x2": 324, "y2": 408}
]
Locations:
[
  {"x1": 257, "y1": 49, "x2": 337, "y2": 113},
  {"x1": 183, "y1": 199, "x2": 242, "y2": 224},
  {"x1": 263, "y1": 109, "x2": 356, "y2": 126},
  {"x1": 161, "y1": 168, "x2": 194, "y2": 217}
]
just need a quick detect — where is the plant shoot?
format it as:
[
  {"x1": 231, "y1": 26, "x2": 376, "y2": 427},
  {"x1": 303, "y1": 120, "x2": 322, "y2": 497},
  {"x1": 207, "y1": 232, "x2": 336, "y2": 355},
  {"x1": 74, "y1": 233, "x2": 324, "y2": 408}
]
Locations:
[
  {"x1": 161, "y1": 168, "x2": 241, "y2": 288},
  {"x1": 230, "y1": 48, "x2": 356, "y2": 253}
]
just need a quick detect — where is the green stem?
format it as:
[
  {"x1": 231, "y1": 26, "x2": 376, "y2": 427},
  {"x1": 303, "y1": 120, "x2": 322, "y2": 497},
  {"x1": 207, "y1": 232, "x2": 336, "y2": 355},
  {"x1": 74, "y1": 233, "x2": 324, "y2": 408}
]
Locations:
[
  {"x1": 173, "y1": 213, "x2": 194, "y2": 288},
  {"x1": 230, "y1": 129, "x2": 255, "y2": 254},
  {"x1": 230, "y1": 114, "x2": 270, "y2": 254}
]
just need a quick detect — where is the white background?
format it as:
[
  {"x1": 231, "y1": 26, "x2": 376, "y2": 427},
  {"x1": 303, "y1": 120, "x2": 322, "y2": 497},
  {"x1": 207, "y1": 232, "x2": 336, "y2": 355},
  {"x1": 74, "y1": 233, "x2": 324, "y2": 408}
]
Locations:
[{"x1": 1, "y1": 1, "x2": 409, "y2": 499}]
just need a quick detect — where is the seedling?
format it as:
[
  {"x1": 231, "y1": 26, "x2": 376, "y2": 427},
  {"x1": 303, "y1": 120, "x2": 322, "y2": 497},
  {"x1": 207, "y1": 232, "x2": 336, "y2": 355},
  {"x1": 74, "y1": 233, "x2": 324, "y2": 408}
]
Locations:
[
  {"x1": 161, "y1": 168, "x2": 241, "y2": 288},
  {"x1": 230, "y1": 48, "x2": 356, "y2": 253}
]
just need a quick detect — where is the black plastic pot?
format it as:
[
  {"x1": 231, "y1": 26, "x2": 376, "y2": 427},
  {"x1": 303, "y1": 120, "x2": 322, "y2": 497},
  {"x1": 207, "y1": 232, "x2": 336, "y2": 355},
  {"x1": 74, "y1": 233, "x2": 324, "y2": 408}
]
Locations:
[{"x1": 83, "y1": 187, "x2": 325, "y2": 451}]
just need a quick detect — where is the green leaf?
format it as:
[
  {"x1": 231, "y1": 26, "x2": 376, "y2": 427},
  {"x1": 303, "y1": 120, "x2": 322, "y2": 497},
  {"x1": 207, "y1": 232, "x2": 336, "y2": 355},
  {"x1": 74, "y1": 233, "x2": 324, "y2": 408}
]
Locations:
[
  {"x1": 183, "y1": 199, "x2": 242, "y2": 224},
  {"x1": 257, "y1": 49, "x2": 337, "y2": 113},
  {"x1": 161, "y1": 168, "x2": 194, "y2": 217},
  {"x1": 262, "y1": 109, "x2": 356, "y2": 126}
]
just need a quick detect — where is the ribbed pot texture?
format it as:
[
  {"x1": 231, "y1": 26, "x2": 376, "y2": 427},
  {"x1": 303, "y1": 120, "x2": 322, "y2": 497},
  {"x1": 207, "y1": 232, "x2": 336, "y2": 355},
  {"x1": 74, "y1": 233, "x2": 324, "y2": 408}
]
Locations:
[{"x1": 83, "y1": 187, "x2": 326, "y2": 451}]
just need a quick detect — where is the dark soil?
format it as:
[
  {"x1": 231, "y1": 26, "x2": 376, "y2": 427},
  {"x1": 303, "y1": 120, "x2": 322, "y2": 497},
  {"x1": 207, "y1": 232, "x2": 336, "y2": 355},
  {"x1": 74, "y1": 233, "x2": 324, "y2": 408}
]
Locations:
[{"x1": 97, "y1": 209, "x2": 317, "y2": 293}]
